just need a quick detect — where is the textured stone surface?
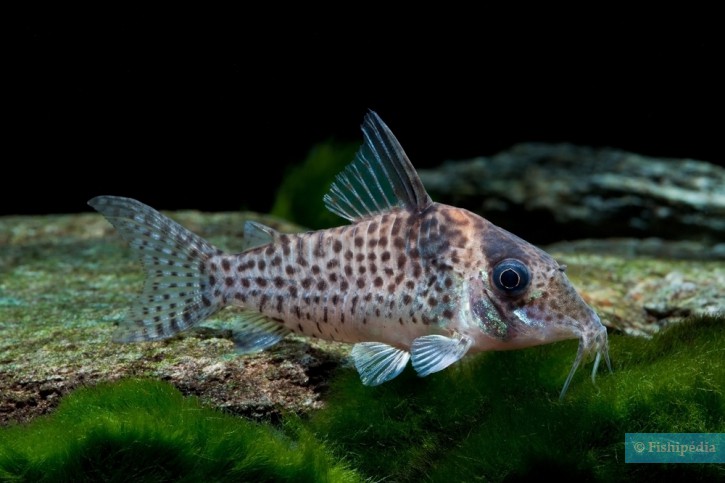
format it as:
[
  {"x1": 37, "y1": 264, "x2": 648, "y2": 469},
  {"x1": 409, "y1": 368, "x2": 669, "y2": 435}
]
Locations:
[{"x1": 418, "y1": 143, "x2": 725, "y2": 244}]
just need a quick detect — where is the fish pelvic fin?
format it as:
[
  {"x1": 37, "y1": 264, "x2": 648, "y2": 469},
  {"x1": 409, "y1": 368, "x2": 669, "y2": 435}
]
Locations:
[
  {"x1": 351, "y1": 342, "x2": 411, "y2": 386},
  {"x1": 411, "y1": 334, "x2": 473, "y2": 377},
  {"x1": 323, "y1": 110, "x2": 432, "y2": 222},
  {"x1": 89, "y1": 196, "x2": 224, "y2": 342}
]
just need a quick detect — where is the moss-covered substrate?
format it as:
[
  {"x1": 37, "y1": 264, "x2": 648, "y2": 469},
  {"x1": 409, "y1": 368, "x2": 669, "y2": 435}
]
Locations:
[{"x1": 1, "y1": 315, "x2": 722, "y2": 481}]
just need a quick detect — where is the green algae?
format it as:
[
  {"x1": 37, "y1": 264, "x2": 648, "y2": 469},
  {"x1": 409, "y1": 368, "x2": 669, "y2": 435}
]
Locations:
[{"x1": 0, "y1": 379, "x2": 359, "y2": 482}]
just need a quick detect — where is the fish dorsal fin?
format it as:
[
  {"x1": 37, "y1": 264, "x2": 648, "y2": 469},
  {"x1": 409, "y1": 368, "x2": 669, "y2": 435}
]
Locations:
[
  {"x1": 410, "y1": 334, "x2": 473, "y2": 377},
  {"x1": 351, "y1": 342, "x2": 411, "y2": 386},
  {"x1": 233, "y1": 309, "x2": 291, "y2": 354},
  {"x1": 323, "y1": 111, "x2": 433, "y2": 222},
  {"x1": 242, "y1": 220, "x2": 279, "y2": 251}
]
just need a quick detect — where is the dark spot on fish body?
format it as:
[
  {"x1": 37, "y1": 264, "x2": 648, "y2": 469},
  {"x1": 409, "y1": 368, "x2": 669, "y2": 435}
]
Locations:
[
  {"x1": 327, "y1": 259, "x2": 339, "y2": 269},
  {"x1": 387, "y1": 283, "x2": 396, "y2": 294},
  {"x1": 265, "y1": 246, "x2": 275, "y2": 256},
  {"x1": 317, "y1": 280, "x2": 328, "y2": 291},
  {"x1": 344, "y1": 250, "x2": 353, "y2": 260},
  {"x1": 329, "y1": 273, "x2": 338, "y2": 283},
  {"x1": 256, "y1": 277, "x2": 268, "y2": 287},
  {"x1": 285, "y1": 265, "x2": 295, "y2": 275},
  {"x1": 368, "y1": 264, "x2": 377, "y2": 274},
  {"x1": 221, "y1": 259, "x2": 231, "y2": 271},
  {"x1": 393, "y1": 237, "x2": 405, "y2": 250},
  {"x1": 378, "y1": 236, "x2": 388, "y2": 247},
  {"x1": 288, "y1": 286, "x2": 298, "y2": 297},
  {"x1": 276, "y1": 296, "x2": 284, "y2": 313},
  {"x1": 367, "y1": 222, "x2": 378, "y2": 234},
  {"x1": 340, "y1": 280, "x2": 349, "y2": 290},
  {"x1": 384, "y1": 268, "x2": 394, "y2": 276},
  {"x1": 355, "y1": 253, "x2": 365, "y2": 262},
  {"x1": 301, "y1": 278, "x2": 313, "y2": 289},
  {"x1": 391, "y1": 217, "x2": 403, "y2": 236},
  {"x1": 294, "y1": 306, "x2": 301, "y2": 318},
  {"x1": 397, "y1": 254, "x2": 407, "y2": 269},
  {"x1": 351, "y1": 295, "x2": 359, "y2": 313},
  {"x1": 356, "y1": 278, "x2": 365, "y2": 288},
  {"x1": 358, "y1": 266, "x2": 366, "y2": 274},
  {"x1": 364, "y1": 293, "x2": 372, "y2": 302},
  {"x1": 381, "y1": 251, "x2": 391, "y2": 262},
  {"x1": 368, "y1": 252, "x2": 377, "y2": 261},
  {"x1": 234, "y1": 292, "x2": 245, "y2": 302},
  {"x1": 271, "y1": 256, "x2": 282, "y2": 267},
  {"x1": 202, "y1": 295, "x2": 212, "y2": 307},
  {"x1": 312, "y1": 264, "x2": 321, "y2": 274},
  {"x1": 374, "y1": 277, "x2": 383, "y2": 287},
  {"x1": 314, "y1": 233, "x2": 325, "y2": 257},
  {"x1": 428, "y1": 296, "x2": 438, "y2": 307},
  {"x1": 208, "y1": 275, "x2": 216, "y2": 286},
  {"x1": 332, "y1": 294, "x2": 340, "y2": 305},
  {"x1": 354, "y1": 236, "x2": 364, "y2": 247},
  {"x1": 412, "y1": 264, "x2": 423, "y2": 278},
  {"x1": 241, "y1": 279, "x2": 250, "y2": 288},
  {"x1": 345, "y1": 265, "x2": 353, "y2": 277},
  {"x1": 225, "y1": 277, "x2": 234, "y2": 287},
  {"x1": 421, "y1": 314, "x2": 436, "y2": 325},
  {"x1": 273, "y1": 276, "x2": 285, "y2": 288},
  {"x1": 333, "y1": 239, "x2": 343, "y2": 253},
  {"x1": 323, "y1": 307, "x2": 328, "y2": 322},
  {"x1": 298, "y1": 323, "x2": 304, "y2": 333}
]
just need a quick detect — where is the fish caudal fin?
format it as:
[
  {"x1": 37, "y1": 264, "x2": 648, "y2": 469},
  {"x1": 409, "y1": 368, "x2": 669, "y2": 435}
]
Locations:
[{"x1": 89, "y1": 196, "x2": 224, "y2": 342}]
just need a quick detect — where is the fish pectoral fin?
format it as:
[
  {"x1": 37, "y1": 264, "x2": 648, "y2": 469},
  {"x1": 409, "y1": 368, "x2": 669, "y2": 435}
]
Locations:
[
  {"x1": 411, "y1": 334, "x2": 473, "y2": 377},
  {"x1": 242, "y1": 220, "x2": 280, "y2": 251},
  {"x1": 233, "y1": 310, "x2": 290, "y2": 354},
  {"x1": 323, "y1": 110, "x2": 433, "y2": 222},
  {"x1": 351, "y1": 342, "x2": 411, "y2": 386}
]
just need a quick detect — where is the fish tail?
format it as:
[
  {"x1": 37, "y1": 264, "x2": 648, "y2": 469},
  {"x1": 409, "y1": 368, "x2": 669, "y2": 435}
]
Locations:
[{"x1": 89, "y1": 196, "x2": 224, "y2": 342}]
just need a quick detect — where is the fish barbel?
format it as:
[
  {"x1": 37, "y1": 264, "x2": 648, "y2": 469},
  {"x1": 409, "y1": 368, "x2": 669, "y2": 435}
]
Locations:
[{"x1": 89, "y1": 111, "x2": 611, "y2": 398}]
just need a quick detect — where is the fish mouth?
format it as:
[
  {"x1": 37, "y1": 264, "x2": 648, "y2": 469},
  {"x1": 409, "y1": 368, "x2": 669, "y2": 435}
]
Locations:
[{"x1": 559, "y1": 315, "x2": 612, "y2": 400}]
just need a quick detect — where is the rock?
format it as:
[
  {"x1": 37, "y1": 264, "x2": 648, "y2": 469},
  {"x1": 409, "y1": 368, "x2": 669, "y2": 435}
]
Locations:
[{"x1": 418, "y1": 143, "x2": 725, "y2": 244}]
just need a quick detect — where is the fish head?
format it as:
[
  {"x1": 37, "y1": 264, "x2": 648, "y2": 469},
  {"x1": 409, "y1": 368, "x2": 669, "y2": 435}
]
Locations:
[{"x1": 466, "y1": 221, "x2": 611, "y2": 398}]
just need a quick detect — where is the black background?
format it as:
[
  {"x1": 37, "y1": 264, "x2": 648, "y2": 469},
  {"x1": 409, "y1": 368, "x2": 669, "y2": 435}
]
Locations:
[{"x1": 7, "y1": 18, "x2": 722, "y2": 217}]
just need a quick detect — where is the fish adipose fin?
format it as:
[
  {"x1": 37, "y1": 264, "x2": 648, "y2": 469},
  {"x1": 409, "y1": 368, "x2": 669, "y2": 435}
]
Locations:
[
  {"x1": 242, "y1": 220, "x2": 279, "y2": 250},
  {"x1": 323, "y1": 110, "x2": 433, "y2": 222},
  {"x1": 88, "y1": 196, "x2": 223, "y2": 342},
  {"x1": 233, "y1": 310, "x2": 291, "y2": 354},
  {"x1": 411, "y1": 334, "x2": 473, "y2": 377},
  {"x1": 351, "y1": 342, "x2": 411, "y2": 386}
]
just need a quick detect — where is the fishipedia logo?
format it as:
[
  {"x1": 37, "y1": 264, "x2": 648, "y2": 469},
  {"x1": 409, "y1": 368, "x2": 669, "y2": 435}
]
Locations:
[{"x1": 626, "y1": 433, "x2": 724, "y2": 463}]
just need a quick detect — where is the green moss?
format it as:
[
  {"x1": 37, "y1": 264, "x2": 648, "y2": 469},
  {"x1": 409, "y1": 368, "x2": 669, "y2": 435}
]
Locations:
[
  {"x1": 309, "y1": 314, "x2": 724, "y2": 481},
  {"x1": 0, "y1": 379, "x2": 359, "y2": 482},
  {"x1": 271, "y1": 142, "x2": 359, "y2": 229}
]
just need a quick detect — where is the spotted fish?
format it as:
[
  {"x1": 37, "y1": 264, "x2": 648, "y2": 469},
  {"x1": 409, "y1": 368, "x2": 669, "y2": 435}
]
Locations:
[{"x1": 89, "y1": 111, "x2": 611, "y2": 399}]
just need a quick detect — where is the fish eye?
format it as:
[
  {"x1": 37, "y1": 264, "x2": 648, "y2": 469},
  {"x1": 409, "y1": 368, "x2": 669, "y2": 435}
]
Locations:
[{"x1": 492, "y1": 259, "x2": 530, "y2": 295}]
